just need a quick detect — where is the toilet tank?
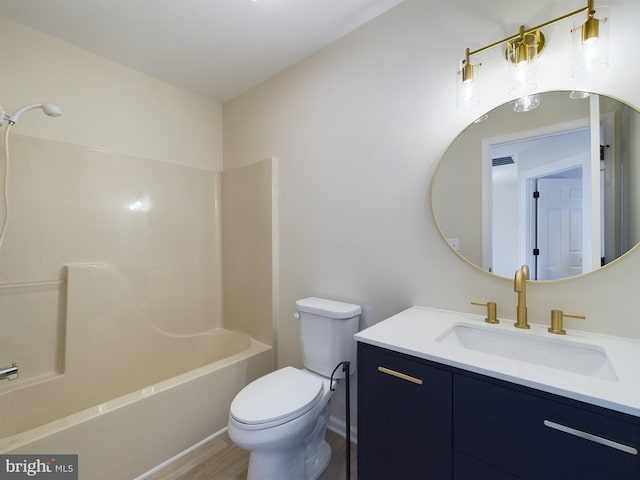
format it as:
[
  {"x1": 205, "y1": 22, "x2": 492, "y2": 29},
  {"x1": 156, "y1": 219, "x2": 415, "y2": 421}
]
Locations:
[{"x1": 296, "y1": 297, "x2": 361, "y2": 378}]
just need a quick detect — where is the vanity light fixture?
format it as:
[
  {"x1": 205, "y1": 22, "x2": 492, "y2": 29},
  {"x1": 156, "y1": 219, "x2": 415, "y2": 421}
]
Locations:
[
  {"x1": 456, "y1": 48, "x2": 481, "y2": 108},
  {"x1": 571, "y1": 4, "x2": 609, "y2": 78},
  {"x1": 456, "y1": 0, "x2": 609, "y2": 108},
  {"x1": 507, "y1": 26, "x2": 542, "y2": 96}
]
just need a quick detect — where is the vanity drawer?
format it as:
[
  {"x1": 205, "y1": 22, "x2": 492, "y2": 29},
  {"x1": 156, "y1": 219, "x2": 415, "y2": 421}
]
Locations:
[
  {"x1": 454, "y1": 450, "x2": 521, "y2": 480},
  {"x1": 357, "y1": 343, "x2": 452, "y2": 479},
  {"x1": 454, "y1": 374, "x2": 640, "y2": 479}
]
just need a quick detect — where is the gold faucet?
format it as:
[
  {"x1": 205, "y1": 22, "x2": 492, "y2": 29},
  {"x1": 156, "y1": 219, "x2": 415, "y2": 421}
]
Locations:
[{"x1": 514, "y1": 265, "x2": 530, "y2": 329}]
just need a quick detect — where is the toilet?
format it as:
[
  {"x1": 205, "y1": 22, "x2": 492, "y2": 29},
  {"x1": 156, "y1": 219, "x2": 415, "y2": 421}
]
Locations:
[{"x1": 228, "y1": 297, "x2": 361, "y2": 480}]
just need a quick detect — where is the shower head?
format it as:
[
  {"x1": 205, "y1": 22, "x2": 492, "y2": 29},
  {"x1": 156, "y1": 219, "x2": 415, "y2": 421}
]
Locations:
[{"x1": 7, "y1": 103, "x2": 62, "y2": 125}]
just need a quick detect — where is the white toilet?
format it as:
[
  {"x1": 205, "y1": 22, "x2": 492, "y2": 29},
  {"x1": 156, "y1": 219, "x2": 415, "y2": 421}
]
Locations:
[{"x1": 228, "y1": 297, "x2": 361, "y2": 480}]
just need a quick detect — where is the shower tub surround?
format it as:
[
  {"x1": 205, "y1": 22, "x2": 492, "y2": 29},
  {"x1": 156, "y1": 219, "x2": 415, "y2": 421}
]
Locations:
[
  {"x1": 1, "y1": 327, "x2": 270, "y2": 480},
  {"x1": 1, "y1": 303, "x2": 271, "y2": 479},
  {"x1": 0, "y1": 136, "x2": 273, "y2": 478}
]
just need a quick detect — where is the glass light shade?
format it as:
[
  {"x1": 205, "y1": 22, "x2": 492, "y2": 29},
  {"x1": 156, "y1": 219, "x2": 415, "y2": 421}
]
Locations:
[
  {"x1": 456, "y1": 59, "x2": 480, "y2": 108},
  {"x1": 513, "y1": 94, "x2": 541, "y2": 112},
  {"x1": 508, "y1": 32, "x2": 539, "y2": 95},
  {"x1": 572, "y1": 6, "x2": 609, "y2": 78},
  {"x1": 569, "y1": 90, "x2": 590, "y2": 99}
]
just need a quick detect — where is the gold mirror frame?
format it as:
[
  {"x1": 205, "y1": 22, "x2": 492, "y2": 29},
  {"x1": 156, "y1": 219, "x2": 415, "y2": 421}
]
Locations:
[{"x1": 431, "y1": 90, "x2": 640, "y2": 282}]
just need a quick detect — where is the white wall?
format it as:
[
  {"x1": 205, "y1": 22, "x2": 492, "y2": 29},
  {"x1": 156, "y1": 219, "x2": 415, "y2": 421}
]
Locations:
[
  {"x1": 223, "y1": 0, "x2": 640, "y2": 383},
  {"x1": 0, "y1": 17, "x2": 223, "y2": 170}
]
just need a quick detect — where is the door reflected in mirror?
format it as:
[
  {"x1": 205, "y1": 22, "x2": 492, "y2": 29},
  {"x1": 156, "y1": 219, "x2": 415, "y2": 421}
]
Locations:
[{"x1": 432, "y1": 91, "x2": 640, "y2": 281}]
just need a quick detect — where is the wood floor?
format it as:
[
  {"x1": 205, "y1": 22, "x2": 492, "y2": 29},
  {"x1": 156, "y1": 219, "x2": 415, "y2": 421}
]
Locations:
[{"x1": 146, "y1": 429, "x2": 356, "y2": 480}]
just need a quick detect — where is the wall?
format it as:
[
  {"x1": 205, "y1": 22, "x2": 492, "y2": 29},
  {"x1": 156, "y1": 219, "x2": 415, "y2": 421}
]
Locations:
[
  {"x1": 0, "y1": 17, "x2": 223, "y2": 170},
  {"x1": 222, "y1": 158, "x2": 276, "y2": 348},
  {"x1": 223, "y1": 0, "x2": 640, "y2": 392},
  {"x1": 0, "y1": 18, "x2": 225, "y2": 385},
  {"x1": 625, "y1": 106, "x2": 640, "y2": 247}
]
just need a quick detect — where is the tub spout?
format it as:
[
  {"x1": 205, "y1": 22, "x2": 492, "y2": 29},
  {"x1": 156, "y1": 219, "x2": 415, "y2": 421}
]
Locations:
[{"x1": 0, "y1": 363, "x2": 18, "y2": 380}]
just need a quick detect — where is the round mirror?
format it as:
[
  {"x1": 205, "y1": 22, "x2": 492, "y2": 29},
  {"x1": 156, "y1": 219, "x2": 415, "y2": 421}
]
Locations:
[{"x1": 432, "y1": 91, "x2": 640, "y2": 281}]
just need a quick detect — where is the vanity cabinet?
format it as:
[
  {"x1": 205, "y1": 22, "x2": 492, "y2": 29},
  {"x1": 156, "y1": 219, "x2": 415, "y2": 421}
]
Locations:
[
  {"x1": 357, "y1": 343, "x2": 640, "y2": 480},
  {"x1": 357, "y1": 343, "x2": 452, "y2": 480},
  {"x1": 455, "y1": 374, "x2": 640, "y2": 479}
]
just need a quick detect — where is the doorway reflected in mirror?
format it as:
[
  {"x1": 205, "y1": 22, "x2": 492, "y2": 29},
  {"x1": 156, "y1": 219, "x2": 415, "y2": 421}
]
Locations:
[{"x1": 432, "y1": 91, "x2": 640, "y2": 281}]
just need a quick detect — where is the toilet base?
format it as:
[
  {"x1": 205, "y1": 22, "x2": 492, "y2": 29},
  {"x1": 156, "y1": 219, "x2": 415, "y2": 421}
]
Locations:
[
  {"x1": 243, "y1": 404, "x2": 332, "y2": 480},
  {"x1": 306, "y1": 441, "x2": 331, "y2": 480},
  {"x1": 244, "y1": 439, "x2": 332, "y2": 480},
  {"x1": 246, "y1": 446, "x2": 306, "y2": 480}
]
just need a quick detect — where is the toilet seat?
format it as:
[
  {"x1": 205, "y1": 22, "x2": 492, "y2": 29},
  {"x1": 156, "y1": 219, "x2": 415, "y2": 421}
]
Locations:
[{"x1": 230, "y1": 367, "x2": 324, "y2": 430}]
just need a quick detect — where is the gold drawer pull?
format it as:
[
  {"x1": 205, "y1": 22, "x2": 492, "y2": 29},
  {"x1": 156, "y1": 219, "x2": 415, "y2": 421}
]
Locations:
[{"x1": 377, "y1": 366, "x2": 423, "y2": 385}]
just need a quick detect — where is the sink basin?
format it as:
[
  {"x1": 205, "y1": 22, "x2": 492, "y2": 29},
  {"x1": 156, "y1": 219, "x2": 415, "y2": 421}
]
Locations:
[{"x1": 437, "y1": 323, "x2": 618, "y2": 381}]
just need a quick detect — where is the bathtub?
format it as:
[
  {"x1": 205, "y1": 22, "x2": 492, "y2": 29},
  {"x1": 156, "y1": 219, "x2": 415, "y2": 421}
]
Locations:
[{"x1": 0, "y1": 329, "x2": 272, "y2": 480}]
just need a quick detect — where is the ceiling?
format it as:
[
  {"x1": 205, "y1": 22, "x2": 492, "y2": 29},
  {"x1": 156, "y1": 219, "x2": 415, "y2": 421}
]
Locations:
[{"x1": 0, "y1": 0, "x2": 405, "y2": 103}]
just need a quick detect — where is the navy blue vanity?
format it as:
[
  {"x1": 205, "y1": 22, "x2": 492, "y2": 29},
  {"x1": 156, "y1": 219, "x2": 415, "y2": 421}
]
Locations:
[{"x1": 355, "y1": 307, "x2": 640, "y2": 479}]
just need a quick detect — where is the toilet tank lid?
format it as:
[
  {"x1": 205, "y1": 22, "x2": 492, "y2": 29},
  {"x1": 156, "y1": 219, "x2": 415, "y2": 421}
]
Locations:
[{"x1": 296, "y1": 297, "x2": 361, "y2": 319}]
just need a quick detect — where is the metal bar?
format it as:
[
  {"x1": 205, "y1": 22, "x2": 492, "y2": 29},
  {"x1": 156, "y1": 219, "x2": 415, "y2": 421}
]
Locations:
[
  {"x1": 468, "y1": 4, "x2": 590, "y2": 57},
  {"x1": 377, "y1": 366, "x2": 423, "y2": 385},
  {"x1": 544, "y1": 420, "x2": 638, "y2": 455},
  {"x1": 0, "y1": 363, "x2": 18, "y2": 381},
  {"x1": 344, "y1": 361, "x2": 351, "y2": 480},
  {"x1": 469, "y1": 32, "x2": 521, "y2": 57},
  {"x1": 0, "y1": 279, "x2": 66, "y2": 290},
  {"x1": 525, "y1": 5, "x2": 590, "y2": 35}
]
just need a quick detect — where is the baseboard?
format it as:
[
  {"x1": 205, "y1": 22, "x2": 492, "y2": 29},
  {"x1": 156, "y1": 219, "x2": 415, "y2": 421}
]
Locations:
[
  {"x1": 137, "y1": 417, "x2": 354, "y2": 479},
  {"x1": 327, "y1": 415, "x2": 358, "y2": 444},
  {"x1": 134, "y1": 427, "x2": 228, "y2": 479}
]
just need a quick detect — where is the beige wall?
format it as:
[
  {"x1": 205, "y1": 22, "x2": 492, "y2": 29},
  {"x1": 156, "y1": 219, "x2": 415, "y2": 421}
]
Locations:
[
  {"x1": 0, "y1": 17, "x2": 225, "y2": 384},
  {"x1": 0, "y1": 17, "x2": 223, "y2": 170},
  {"x1": 222, "y1": 158, "x2": 276, "y2": 347},
  {"x1": 223, "y1": 0, "x2": 640, "y2": 377},
  {"x1": 626, "y1": 106, "x2": 640, "y2": 246}
]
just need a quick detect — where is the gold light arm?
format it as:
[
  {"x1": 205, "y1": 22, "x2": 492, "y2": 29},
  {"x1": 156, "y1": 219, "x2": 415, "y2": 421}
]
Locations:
[
  {"x1": 464, "y1": 1, "x2": 595, "y2": 62},
  {"x1": 461, "y1": 48, "x2": 475, "y2": 83}
]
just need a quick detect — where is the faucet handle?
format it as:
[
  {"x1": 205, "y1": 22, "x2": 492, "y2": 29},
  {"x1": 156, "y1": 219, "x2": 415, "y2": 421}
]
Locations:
[
  {"x1": 471, "y1": 301, "x2": 499, "y2": 324},
  {"x1": 548, "y1": 309, "x2": 585, "y2": 335}
]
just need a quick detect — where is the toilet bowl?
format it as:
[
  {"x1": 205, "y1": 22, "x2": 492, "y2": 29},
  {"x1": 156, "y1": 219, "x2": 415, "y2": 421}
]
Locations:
[
  {"x1": 228, "y1": 367, "x2": 333, "y2": 480},
  {"x1": 227, "y1": 297, "x2": 361, "y2": 480}
]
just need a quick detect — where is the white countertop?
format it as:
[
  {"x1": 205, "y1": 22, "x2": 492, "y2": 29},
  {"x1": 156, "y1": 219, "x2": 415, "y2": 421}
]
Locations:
[{"x1": 355, "y1": 306, "x2": 640, "y2": 417}]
